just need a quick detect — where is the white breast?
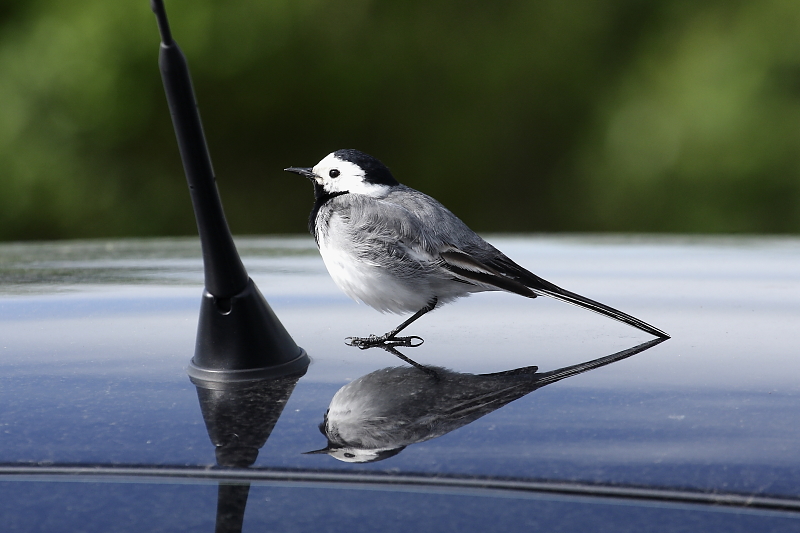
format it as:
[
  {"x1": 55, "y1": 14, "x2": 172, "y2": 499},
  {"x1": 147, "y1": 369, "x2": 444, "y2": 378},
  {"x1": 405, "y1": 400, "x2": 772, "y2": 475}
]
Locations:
[{"x1": 316, "y1": 212, "x2": 434, "y2": 314}]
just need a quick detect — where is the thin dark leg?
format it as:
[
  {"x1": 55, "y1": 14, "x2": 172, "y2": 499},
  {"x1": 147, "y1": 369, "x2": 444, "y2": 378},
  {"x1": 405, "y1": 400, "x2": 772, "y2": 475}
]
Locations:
[
  {"x1": 384, "y1": 297, "x2": 438, "y2": 338},
  {"x1": 346, "y1": 297, "x2": 438, "y2": 349},
  {"x1": 369, "y1": 343, "x2": 438, "y2": 379}
]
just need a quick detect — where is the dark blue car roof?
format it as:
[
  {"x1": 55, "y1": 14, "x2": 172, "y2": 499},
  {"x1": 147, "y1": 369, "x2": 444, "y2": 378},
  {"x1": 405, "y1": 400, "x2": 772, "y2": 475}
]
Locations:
[{"x1": 1, "y1": 236, "x2": 799, "y2": 531}]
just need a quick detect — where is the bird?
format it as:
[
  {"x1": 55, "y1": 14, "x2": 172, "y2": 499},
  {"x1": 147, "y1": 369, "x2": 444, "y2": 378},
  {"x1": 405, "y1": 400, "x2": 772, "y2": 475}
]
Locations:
[
  {"x1": 286, "y1": 149, "x2": 669, "y2": 348},
  {"x1": 305, "y1": 338, "x2": 665, "y2": 463}
]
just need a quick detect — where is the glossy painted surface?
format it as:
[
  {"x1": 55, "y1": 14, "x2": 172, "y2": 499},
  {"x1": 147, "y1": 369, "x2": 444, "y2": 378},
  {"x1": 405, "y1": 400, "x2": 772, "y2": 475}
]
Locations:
[
  {"x1": 0, "y1": 236, "x2": 799, "y2": 529},
  {"x1": 3, "y1": 478, "x2": 799, "y2": 533}
]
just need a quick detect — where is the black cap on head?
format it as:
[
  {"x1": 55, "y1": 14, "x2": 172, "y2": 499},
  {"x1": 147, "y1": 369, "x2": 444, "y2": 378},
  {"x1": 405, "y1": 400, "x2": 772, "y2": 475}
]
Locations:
[{"x1": 333, "y1": 149, "x2": 399, "y2": 186}]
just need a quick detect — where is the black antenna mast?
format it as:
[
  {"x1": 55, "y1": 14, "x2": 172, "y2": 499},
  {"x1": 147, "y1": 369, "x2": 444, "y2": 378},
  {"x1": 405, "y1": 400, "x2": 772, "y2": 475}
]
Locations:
[{"x1": 151, "y1": 0, "x2": 309, "y2": 382}]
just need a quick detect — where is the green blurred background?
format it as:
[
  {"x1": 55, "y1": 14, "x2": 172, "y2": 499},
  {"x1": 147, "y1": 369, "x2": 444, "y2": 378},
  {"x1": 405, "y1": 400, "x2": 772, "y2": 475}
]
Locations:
[{"x1": 0, "y1": 0, "x2": 798, "y2": 241}]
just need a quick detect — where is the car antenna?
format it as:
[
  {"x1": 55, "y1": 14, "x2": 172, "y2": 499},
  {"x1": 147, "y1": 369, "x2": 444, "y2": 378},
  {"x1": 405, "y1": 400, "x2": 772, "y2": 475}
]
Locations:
[{"x1": 151, "y1": 0, "x2": 309, "y2": 382}]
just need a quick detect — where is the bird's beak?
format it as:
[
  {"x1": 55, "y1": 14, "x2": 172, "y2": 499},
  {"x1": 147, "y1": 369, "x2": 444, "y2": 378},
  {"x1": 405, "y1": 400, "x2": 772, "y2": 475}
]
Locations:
[
  {"x1": 284, "y1": 167, "x2": 318, "y2": 180},
  {"x1": 303, "y1": 446, "x2": 334, "y2": 455}
]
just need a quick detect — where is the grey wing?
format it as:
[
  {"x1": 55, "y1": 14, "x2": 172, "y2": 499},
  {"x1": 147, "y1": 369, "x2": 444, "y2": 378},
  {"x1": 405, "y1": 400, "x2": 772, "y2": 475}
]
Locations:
[
  {"x1": 342, "y1": 188, "x2": 466, "y2": 266},
  {"x1": 345, "y1": 187, "x2": 538, "y2": 294},
  {"x1": 369, "y1": 187, "x2": 483, "y2": 254}
]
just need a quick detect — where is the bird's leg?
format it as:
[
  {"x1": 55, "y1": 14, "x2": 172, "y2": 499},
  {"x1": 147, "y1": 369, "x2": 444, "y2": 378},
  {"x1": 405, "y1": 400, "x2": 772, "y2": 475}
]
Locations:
[
  {"x1": 382, "y1": 297, "x2": 438, "y2": 340},
  {"x1": 346, "y1": 297, "x2": 438, "y2": 349},
  {"x1": 376, "y1": 344, "x2": 440, "y2": 380}
]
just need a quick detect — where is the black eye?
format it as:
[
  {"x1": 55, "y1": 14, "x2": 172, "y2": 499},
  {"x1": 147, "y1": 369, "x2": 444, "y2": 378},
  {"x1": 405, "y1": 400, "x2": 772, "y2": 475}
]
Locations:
[
  {"x1": 329, "y1": 169, "x2": 340, "y2": 178},
  {"x1": 344, "y1": 452, "x2": 355, "y2": 458}
]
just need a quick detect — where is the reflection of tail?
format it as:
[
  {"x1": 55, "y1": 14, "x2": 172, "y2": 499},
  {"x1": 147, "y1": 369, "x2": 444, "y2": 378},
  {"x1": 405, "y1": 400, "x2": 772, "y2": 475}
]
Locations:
[
  {"x1": 440, "y1": 340, "x2": 665, "y2": 419},
  {"x1": 535, "y1": 337, "x2": 667, "y2": 386},
  {"x1": 480, "y1": 365, "x2": 539, "y2": 377}
]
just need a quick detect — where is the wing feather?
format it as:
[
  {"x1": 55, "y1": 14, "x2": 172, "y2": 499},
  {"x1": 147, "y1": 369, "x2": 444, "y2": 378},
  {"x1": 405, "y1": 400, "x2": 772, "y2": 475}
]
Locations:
[{"x1": 439, "y1": 250, "x2": 535, "y2": 298}]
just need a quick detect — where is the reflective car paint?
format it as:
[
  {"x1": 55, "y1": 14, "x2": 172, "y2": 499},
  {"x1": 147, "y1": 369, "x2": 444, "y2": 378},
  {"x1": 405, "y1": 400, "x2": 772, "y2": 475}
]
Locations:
[{"x1": 1, "y1": 236, "x2": 799, "y2": 530}]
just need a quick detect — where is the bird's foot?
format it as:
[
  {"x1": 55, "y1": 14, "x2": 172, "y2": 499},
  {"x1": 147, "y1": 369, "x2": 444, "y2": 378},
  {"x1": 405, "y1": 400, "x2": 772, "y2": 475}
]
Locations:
[
  {"x1": 348, "y1": 338, "x2": 439, "y2": 380},
  {"x1": 345, "y1": 334, "x2": 424, "y2": 349}
]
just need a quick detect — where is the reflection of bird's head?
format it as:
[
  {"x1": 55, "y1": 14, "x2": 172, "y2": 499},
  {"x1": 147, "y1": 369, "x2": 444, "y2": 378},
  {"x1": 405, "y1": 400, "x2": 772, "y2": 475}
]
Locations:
[
  {"x1": 305, "y1": 411, "x2": 407, "y2": 462},
  {"x1": 304, "y1": 444, "x2": 406, "y2": 463}
]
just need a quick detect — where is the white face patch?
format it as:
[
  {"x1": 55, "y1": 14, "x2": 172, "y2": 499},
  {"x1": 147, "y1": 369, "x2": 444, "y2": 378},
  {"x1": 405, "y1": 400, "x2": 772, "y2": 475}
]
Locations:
[
  {"x1": 325, "y1": 448, "x2": 394, "y2": 463},
  {"x1": 312, "y1": 152, "x2": 392, "y2": 197}
]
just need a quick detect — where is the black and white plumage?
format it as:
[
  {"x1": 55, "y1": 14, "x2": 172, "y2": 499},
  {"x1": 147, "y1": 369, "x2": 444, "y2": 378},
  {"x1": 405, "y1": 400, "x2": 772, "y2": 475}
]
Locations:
[{"x1": 286, "y1": 149, "x2": 669, "y2": 346}]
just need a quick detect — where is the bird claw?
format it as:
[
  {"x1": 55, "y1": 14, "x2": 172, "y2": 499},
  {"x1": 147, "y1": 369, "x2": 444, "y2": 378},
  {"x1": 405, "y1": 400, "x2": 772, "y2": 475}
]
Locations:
[
  {"x1": 345, "y1": 335, "x2": 434, "y2": 377},
  {"x1": 345, "y1": 335, "x2": 425, "y2": 349},
  {"x1": 344, "y1": 335, "x2": 375, "y2": 349},
  {"x1": 386, "y1": 335, "x2": 425, "y2": 348}
]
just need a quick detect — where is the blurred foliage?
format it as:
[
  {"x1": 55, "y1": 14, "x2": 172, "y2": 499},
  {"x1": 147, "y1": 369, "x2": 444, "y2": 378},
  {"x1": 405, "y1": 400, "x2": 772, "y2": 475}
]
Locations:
[{"x1": 0, "y1": 0, "x2": 798, "y2": 240}]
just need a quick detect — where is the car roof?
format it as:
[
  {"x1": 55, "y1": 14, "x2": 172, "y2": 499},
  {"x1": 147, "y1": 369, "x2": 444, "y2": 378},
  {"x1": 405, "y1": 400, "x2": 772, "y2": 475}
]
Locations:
[{"x1": 1, "y1": 235, "x2": 799, "y2": 530}]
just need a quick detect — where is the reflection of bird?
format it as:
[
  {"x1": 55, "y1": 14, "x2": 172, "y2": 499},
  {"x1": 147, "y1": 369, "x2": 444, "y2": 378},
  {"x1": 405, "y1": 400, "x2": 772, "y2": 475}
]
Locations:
[
  {"x1": 306, "y1": 338, "x2": 664, "y2": 462},
  {"x1": 287, "y1": 150, "x2": 668, "y2": 348}
]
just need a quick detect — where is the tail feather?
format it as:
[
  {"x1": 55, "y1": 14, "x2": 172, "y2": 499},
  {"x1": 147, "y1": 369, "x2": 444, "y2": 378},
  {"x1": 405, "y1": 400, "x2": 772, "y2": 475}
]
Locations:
[
  {"x1": 488, "y1": 256, "x2": 670, "y2": 338},
  {"x1": 533, "y1": 284, "x2": 670, "y2": 338}
]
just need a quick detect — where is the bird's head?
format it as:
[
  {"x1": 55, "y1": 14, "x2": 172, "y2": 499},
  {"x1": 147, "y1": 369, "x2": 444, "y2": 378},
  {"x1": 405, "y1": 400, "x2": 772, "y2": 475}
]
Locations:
[{"x1": 285, "y1": 149, "x2": 399, "y2": 197}]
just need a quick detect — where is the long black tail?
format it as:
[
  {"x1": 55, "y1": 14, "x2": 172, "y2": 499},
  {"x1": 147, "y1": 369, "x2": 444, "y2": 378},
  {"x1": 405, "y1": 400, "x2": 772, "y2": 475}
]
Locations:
[
  {"x1": 532, "y1": 283, "x2": 669, "y2": 338},
  {"x1": 490, "y1": 256, "x2": 670, "y2": 338}
]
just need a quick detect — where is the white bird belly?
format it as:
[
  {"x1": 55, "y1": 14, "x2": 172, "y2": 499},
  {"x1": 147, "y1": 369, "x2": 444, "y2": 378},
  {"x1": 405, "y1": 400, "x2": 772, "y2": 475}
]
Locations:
[
  {"x1": 315, "y1": 207, "x2": 485, "y2": 314},
  {"x1": 318, "y1": 240, "x2": 432, "y2": 313}
]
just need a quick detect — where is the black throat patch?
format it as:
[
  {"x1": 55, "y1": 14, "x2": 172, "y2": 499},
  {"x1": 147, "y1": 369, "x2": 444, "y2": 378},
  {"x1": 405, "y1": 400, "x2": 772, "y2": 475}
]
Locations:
[{"x1": 309, "y1": 182, "x2": 349, "y2": 244}]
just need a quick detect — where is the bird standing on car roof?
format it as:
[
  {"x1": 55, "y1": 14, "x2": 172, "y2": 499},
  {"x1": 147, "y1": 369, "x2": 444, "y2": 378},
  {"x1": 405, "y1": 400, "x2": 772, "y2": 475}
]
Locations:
[{"x1": 286, "y1": 149, "x2": 669, "y2": 347}]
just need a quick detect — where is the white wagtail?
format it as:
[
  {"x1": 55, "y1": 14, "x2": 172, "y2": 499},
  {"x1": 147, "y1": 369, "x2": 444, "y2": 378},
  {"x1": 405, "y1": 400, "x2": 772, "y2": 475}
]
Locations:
[
  {"x1": 286, "y1": 149, "x2": 669, "y2": 347},
  {"x1": 305, "y1": 338, "x2": 664, "y2": 462}
]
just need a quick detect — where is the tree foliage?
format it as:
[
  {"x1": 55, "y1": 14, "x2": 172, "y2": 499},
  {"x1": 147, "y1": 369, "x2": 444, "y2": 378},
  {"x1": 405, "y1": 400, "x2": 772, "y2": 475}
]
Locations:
[{"x1": 0, "y1": 0, "x2": 798, "y2": 240}]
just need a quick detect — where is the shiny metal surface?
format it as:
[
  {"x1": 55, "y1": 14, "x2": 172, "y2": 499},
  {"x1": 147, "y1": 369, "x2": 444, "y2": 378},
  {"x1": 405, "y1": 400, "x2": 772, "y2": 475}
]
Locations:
[{"x1": 0, "y1": 235, "x2": 799, "y2": 529}]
